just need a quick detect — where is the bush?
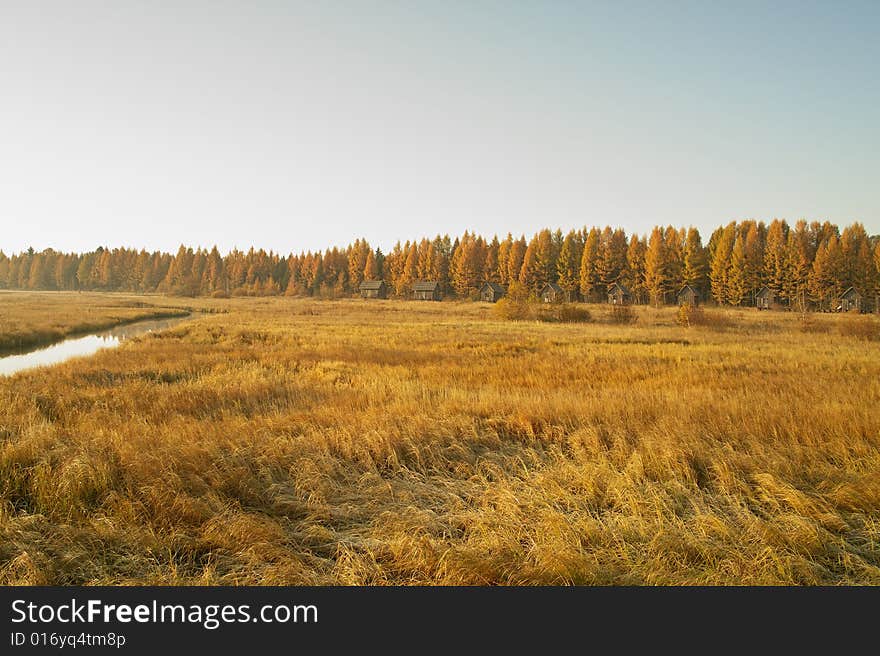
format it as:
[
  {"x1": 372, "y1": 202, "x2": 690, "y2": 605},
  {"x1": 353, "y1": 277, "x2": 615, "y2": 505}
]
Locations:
[
  {"x1": 494, "y1": 298, "x2": 591, "y2": 324},
  {"x1": 211, "y1": 289, "x2": 230, "y2": 299},
  {"x1": 493, "y1": 282, "x2": 538, "y2": 320},
  {"x1": 608, "y1": 305, "x2": 637, "y2": 324},
  {"x1": 493, "y1": 297, "x2": 532, "y2": 321},
  {"x1": 558, "y1": 304, "x2": 592, "y2": 323}
]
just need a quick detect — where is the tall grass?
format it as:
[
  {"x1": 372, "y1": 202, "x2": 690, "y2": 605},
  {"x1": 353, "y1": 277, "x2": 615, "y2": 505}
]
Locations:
[
  {"x1": 0, "y1": 291, "x2": 190, "y2": 352},
  {"x1": 1, "y1": 294, "x2": 878, "y2": 584}
]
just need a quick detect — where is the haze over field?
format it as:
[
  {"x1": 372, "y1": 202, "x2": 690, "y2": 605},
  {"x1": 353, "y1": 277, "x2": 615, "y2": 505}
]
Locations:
[{"x1": 1, "y1": 1, "x2": 879, "y2": 255}]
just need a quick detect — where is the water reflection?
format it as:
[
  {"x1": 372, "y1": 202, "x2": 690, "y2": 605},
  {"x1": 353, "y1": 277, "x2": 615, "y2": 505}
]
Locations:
[{"x1": 0, "y1": 314, "x2": 193, "y2": 376}]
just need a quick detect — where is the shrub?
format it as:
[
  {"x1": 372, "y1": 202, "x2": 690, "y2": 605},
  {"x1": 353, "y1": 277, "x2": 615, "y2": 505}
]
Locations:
[
  {"x1": 558, "y1": 304, "x2": 592, "y2": 323},
  {"x1": 495, "y1": 298, "x2": 591, "y2": 324},
  {"x1": 494, "y1": 297, "x2": 532, "y2": 321},
  {"x1": 493, "y1": 282, "x2": 539, "y2": 321}
]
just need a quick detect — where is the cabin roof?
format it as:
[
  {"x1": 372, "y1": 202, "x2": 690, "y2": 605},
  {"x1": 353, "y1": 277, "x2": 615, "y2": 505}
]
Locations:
[
  {"x1": 413, "y1": 281, "x2": 440, "y2": 292},
  {"x1": 756, "y1": 285, "x2": 772, "y2": 297},
  {"x1": 841, "y1": 286, "x2": 862, "y2": 299},
  {"x1": 677, "y1": 284, "x2": 699, "y2": 297},
  {"x1": 608, "y1": 282, "x2": 631, "y2": 296},
  {"x1": 541, "y1": 282, "x2": 563, "y2": 293},
  {"x1": 359, "y1": 280, "x2": 385, "y2": 290},
  {"x1": 480, "y1": 281, "x2": 505, "y2": 293}
]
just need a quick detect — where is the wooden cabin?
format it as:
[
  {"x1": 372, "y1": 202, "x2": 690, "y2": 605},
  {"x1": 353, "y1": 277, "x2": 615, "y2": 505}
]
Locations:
[
  {"x1": 677, "y1": 285, "x2": 700, "y2": 307},
  {"x1": 540, "y1": 282, "x2": 564, "y2": 303},
  {"x1": 479, "y1": 281, "x2": 505, "y2": 303},
  {"x1": 838, "y1": 287, "x2": 863, "y2": 313},
  {"x1": 412, "y1": 281, "x2": 442, "y2": 301},
  {"x1": 359, "y1": 280, "x2": 387, "y2": 299},
  {"x1": 755, "y1": 286, "x2": 774, "y2": 310},
  {"x1": 607, "y1": 282, "x2": 632, "y2": 306}
]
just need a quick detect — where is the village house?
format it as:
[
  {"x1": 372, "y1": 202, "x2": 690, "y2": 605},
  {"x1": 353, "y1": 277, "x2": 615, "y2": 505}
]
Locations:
[
  {"x1": 606, "y1": 282, "x2": 632, "y2": 306},
  {"x1": 838, "y1": 287, "x2": 863, "y2": 313},
  {"x1": 479, "y1": 281, "x2": 505, "y2": 303},
  {"x1": 677, "y1": 285, "x2": 700, "y2": 307},
  {"x1": 540, "y1": 282, "x2": 564, "y2": 303},
  {"x1": 755, "y1": 286, "x2": 774, "y2": 310},
  {"x1": 412, "y1": 281, "x2": 442, "y2": 301},
  {"x1": 359, "y1": 280, "x2": 387, "y2": 299}
]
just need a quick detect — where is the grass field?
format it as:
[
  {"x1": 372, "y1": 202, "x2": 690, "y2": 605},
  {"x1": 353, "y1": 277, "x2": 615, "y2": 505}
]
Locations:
[
  {"x1": 1, "y1": 293, "x2": 879, "y2": 584},
  {"x1": 0, "y1": 291, "x2": 193, "y2": 353}
]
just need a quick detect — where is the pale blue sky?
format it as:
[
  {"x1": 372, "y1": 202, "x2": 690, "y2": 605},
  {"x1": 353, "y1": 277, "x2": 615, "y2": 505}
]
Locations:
[{"x1": 1, "y1": 1, "x2": 878, "y2": 255}]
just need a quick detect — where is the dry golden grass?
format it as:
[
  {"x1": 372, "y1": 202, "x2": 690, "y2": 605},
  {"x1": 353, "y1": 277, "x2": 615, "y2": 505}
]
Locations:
[
  {"x1": 1, "y1": 294, "x2": 878, "y2": 585},
  {"x1": 0, "y1": 291, "x2": 192, "y2": 352}
]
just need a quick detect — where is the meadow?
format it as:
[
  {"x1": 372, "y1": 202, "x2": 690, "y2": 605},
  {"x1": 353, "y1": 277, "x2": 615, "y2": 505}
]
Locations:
[
  {"x1": 0, "y1": 291, "x2": 192, "y2": 352},
  {"x1": 0, "y1": 292, "x2": 878, "y2": 585}
]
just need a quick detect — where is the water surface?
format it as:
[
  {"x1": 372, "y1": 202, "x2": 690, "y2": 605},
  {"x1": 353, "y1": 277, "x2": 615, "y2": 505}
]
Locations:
[{"x1": 0, "y1": 314, "x2": 193, "y2": 376}]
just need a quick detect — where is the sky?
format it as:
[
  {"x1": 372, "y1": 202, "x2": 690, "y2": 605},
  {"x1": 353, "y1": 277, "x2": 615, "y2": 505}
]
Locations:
[{"x1": 1, "y1": 1, "x2": 878, "y2": 256}]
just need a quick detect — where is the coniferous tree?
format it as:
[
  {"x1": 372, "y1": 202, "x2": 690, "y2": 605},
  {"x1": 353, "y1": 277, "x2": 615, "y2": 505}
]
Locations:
[
  {"x1": 710, "y1": 222, "x2": 736, "y2": 304},
  {"x1": 506, "y1": 237, "x2": 526, "y2": 289},
  {"x1": 578, "y1": 228, "x2": 601, "y2": 301},
  {"x1": 682, "y1": 227, "x2": 707, "y2": 296},
  {"x1": 556, "y1": 230, "x2": 582, "y2": 300},
  {"x1": 626, "y1": 234, "x2": 647, "y2": 303},
  {"x1": 496, "y1": 234, "x2": 513, "y2": 285},
  {"x1": 363, "y1": 249, "x2": 378, "y2": 281},
  {"x1": 726, "y1": 233, "x2": 747, "y2": 306},
  {"x1": 597, "y1": 227, "x2": 628, "y2": 292},
  {"x1": 644, "y1": 226, "x2": 667, "y2": 305},
  {"x1": 763, "y1": 219, "x2": 789, "y2": 302}
]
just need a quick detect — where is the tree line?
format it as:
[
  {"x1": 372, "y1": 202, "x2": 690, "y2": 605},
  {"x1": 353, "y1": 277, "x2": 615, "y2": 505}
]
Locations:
[{"x1": 1, "y1": 219, "x2": 878, "y2": 309}]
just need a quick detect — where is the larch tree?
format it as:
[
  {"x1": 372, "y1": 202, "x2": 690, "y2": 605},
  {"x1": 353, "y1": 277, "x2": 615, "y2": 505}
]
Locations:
[
  {"x1": 783, "y1": 221, "x2": 814, "y2": 308},
  {"x1": 809, "y1": 238, "x2": 838, "y2": 310},
  {"x1": 710, "y1": 222, "x2": 736, "y2": 304},
  {"x1": 874, "y1": 240, "x2": 880, "y2": 297},
  {"x1": 598, "y1": 227, "x2": 628, "y2": 292},
  {"x1": 627, "y1": 234, "x2": 647, "y2": 304},
  {"x1": 402, "y1": 242, "x2": 419, "y2": 291},
  {"x1": 507, "y1": 237, "x2": 527, "y2": 289},
  {"x1": 556, "y1": 230, "x2": 582, "y2": 300},
  {"x1": 725, "y1": 233, "x2": 747, "y2": 306},
  {"x1": 682, "y1": 227, "x2": 707, "y2": 296},
  {"x1": 644, "y1": 226, "x2": 667, "y2": 306},
  {"x1": 578, "y1": 227, "x2": 601, "y2": 301},
  {"x1": 840, "y1": 223, "x2": 874, "y2": 293},
  {"x1": 416, "y1": 238, "x2": 433, "y2": 280},
  {"x1": 363, "y1": 249, "x2": 378, "y2": 281},
  {"x1": 523, "y1": 229, "x2": 555, "y2": 289},
  {"x1": 484, "y1": 235, "x2": 500, "y2": 283},
  {"x1": 518, "y1": 238, "x2": 538, "y2": 291},
  {"x1": 763, "y1": 219, "x2": 789, "y2": 301},
  {"x1": 742, "y1": 221, "x2": 764, "y2": 300},
  {"x1": 496, "y1": 234, "x2": 513, "y2": 285},
  {"x1": 663, "y1": 226, "x2": 684, "y2": 293}
]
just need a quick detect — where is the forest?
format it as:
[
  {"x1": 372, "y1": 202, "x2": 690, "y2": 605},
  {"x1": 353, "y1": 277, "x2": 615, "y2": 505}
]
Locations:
[{"x1": 1, "y1": 219, "x2": 878, "y2": 310}]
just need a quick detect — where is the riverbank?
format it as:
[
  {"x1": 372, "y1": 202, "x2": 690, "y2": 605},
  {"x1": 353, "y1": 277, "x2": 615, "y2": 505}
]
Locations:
[{"x1": 0, "y1": 291, "x2": 190, "y2": 354}]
